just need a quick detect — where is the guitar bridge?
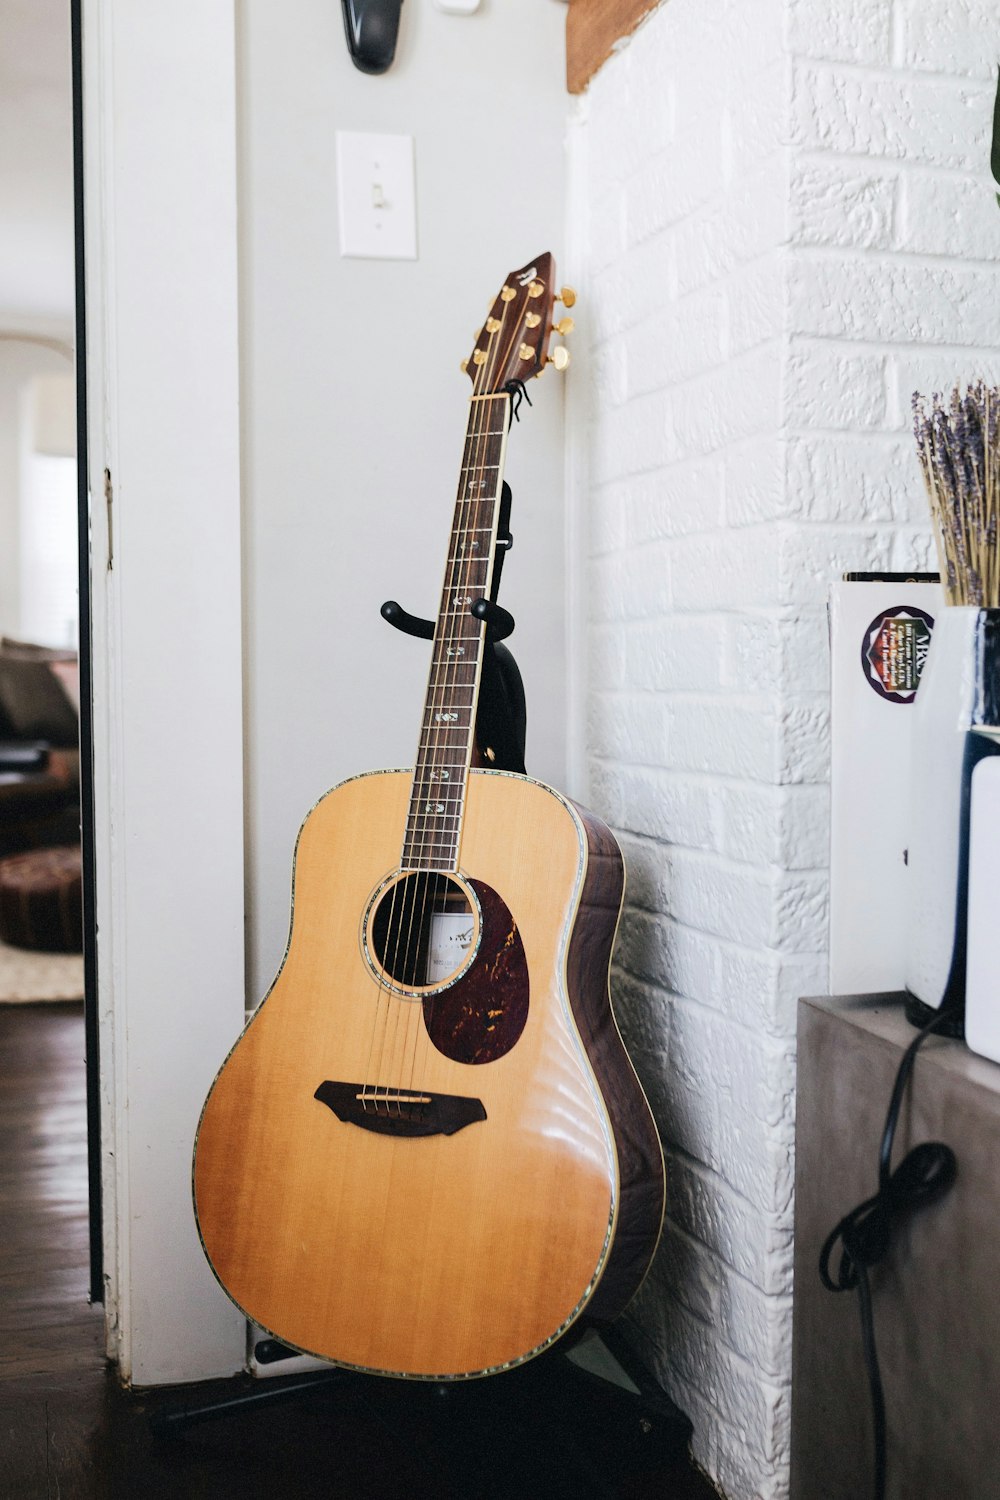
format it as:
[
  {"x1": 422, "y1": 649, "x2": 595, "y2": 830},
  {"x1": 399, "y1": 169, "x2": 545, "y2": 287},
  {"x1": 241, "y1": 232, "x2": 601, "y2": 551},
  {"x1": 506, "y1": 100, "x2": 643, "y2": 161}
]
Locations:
[{"x1": 314, "y1": 1080, "x2": 487, "y2": 1138}]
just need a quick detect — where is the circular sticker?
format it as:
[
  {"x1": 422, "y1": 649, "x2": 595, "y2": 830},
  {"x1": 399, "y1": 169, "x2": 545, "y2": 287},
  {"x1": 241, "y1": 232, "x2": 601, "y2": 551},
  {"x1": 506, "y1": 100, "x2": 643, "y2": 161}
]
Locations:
[{"x1": 861, "y1": 605, "x2": 935, "y2": 702}]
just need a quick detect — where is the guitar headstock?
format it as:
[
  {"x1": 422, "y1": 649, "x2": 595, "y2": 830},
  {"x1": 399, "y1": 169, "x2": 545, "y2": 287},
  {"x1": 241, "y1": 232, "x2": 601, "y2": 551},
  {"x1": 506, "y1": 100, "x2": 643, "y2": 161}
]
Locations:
[{"x1": 462, "y1": 253, "x2": 576, "y2": 394}]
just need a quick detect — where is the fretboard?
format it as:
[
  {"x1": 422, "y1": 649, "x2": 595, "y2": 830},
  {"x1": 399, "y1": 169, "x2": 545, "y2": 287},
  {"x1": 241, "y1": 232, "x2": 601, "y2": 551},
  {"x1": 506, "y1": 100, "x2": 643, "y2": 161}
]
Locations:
[{"x1": 402, "y1": 394, "x2": 511, "y2": 870}]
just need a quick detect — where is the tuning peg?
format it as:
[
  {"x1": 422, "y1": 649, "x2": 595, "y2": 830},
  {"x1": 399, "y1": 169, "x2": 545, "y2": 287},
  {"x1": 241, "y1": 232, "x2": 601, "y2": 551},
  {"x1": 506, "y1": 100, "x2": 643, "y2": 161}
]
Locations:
[
  {"x1": 460, "y1": 358, "x2": 469, "y2": 373},
  {"x1": 559, "y1": 286, "x2": 577, "y2": 308},
  {"x1": 555, "y1": 316, "x2": 575, "y2": 337},
  {"x1": 551, "y1": 346, "x2": 570, "y2": 372}
]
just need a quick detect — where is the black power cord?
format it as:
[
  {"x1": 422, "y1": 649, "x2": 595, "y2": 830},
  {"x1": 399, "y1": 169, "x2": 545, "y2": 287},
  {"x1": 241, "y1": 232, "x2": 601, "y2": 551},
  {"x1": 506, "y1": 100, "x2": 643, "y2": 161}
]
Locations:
[{"x1": 818, "y1": 1005, "x2": 960, "y2": 1500}]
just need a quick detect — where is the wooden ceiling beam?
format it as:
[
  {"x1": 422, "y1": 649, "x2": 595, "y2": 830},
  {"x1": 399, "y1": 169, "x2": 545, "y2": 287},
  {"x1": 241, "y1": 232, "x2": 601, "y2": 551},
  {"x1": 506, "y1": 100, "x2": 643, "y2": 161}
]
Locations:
[{"x1": 566, "y1": 0, "x2": 662, "y2": 95}]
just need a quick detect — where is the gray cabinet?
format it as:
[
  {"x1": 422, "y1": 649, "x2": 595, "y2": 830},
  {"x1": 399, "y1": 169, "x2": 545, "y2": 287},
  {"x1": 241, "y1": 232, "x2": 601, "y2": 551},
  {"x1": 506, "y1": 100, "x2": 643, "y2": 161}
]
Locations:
[{"x1": 792, "y1": 994, "x2": 1000, "y2": 1499}]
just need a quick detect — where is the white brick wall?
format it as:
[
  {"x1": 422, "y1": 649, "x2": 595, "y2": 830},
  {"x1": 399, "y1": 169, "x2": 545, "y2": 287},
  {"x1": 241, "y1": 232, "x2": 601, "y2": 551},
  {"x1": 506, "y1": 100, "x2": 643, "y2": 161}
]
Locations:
[{"x1": 566, "y1": 1, "x2": 1000, "y2": 1494}]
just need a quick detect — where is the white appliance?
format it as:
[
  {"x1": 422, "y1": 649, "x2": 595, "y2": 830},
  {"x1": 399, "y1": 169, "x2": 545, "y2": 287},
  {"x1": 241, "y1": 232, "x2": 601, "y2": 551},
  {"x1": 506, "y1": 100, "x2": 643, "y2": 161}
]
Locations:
[
  {"x1": 829, "y1": 576, "x2": 942, "y2": 995},
  {"x1": 964, "y1": 757, "x2": 1000, "y2": 1062}
]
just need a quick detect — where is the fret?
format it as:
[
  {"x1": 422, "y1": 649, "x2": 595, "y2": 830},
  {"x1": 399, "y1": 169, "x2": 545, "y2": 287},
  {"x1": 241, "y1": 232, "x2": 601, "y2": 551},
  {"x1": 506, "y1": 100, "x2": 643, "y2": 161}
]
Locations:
[
  {"x1": 402, "y1": 391, "x2": 512, "y2": 870},
  {"x1": 400, "y1": 847, "x2": 462, "y2": 867},
  {"x1": 403, "y1": 833, "x2": 464, "y2": 848},
  {"x1": 417, "y1": 740, "x2": 472, "y2": 754}
]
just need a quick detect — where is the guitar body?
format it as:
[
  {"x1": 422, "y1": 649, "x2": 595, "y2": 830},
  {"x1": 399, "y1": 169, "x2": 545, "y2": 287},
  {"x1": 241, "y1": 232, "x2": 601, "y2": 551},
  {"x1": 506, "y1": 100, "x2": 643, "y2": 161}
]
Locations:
[{"x1": 194, "y1": 767, "x2": 664, "y2": 1378}]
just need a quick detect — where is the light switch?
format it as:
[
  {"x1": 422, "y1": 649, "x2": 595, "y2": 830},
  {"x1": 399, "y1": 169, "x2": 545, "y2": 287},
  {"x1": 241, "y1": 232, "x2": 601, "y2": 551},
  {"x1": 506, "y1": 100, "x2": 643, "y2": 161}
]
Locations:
[{"x1": 336, "y1": 131, "x2": 417, "y2": 261}]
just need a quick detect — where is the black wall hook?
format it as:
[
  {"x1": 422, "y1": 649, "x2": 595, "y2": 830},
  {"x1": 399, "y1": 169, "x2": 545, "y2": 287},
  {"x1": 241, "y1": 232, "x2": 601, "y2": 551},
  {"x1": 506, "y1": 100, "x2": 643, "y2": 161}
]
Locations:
[{"x1": 341, "y1": 0, "x2": 403, "y2": 74}]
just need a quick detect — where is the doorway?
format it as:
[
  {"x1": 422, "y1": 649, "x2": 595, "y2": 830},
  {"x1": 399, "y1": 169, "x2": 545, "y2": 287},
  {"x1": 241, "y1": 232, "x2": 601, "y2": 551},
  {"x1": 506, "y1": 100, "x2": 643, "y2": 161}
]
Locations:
[{"x1": 0, "y1": 0, "x2": 99, "y2": 1298}]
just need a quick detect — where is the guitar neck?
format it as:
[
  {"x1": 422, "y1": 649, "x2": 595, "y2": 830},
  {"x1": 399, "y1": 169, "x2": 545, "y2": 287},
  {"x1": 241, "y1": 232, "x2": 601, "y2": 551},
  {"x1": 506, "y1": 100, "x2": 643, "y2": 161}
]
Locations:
[{"x1": 402, "y1": 393, "x2": 512, "y2": 871}]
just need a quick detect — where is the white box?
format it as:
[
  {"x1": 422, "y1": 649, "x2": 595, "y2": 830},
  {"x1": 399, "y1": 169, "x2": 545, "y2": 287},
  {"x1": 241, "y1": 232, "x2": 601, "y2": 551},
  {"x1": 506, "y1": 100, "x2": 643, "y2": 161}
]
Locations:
[
  {"x1": 964, "y1": 757, "x2": 1000, "y2": 1063},
  {"x1": 829, "y1": 576, "x2": 943, "y2": 995}
]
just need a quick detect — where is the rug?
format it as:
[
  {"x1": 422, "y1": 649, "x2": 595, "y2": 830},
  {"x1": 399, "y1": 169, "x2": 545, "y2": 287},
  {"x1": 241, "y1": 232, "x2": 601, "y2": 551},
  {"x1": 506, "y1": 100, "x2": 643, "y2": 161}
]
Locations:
[{"x1": 0, "y1": 936, "x2": 84, "y2": 1002}]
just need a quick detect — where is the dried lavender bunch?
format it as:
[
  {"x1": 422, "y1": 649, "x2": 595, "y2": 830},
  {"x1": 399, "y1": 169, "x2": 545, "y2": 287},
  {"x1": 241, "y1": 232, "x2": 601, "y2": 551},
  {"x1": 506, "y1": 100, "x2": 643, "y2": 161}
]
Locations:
[{"x1": 912, "y1": 382, "x2": 1000, "y2": 607}]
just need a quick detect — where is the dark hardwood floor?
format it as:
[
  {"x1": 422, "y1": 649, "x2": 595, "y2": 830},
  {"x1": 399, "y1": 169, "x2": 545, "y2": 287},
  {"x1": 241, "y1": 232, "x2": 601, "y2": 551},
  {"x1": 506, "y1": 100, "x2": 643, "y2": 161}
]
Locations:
[{"x1": 0, "y1": 1003, "x2": 717, "y2": 1500}]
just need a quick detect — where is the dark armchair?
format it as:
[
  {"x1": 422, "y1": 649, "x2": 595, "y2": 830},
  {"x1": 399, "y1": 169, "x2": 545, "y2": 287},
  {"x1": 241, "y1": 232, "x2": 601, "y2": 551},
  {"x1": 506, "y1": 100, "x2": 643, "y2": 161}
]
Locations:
[{"x1": 0, "y1": 639, "x2": 80, "y2": 858}]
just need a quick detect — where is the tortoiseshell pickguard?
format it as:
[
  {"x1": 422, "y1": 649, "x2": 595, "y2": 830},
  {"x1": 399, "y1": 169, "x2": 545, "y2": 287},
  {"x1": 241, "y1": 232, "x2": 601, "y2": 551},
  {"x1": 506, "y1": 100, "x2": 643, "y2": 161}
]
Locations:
[{"x1": 422, "y1": 880, "x2": 528, "y2": 1064}]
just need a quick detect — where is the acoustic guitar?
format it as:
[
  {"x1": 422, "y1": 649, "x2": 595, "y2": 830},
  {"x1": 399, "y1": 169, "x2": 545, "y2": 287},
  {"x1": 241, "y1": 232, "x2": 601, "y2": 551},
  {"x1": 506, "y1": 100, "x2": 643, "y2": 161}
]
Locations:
[{"x1": 193, "y1": 254, "x2": 665, "y2": 1379}]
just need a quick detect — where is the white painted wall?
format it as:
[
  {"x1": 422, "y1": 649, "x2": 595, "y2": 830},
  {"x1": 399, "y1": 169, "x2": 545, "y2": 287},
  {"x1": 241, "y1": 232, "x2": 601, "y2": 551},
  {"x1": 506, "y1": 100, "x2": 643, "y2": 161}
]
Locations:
[
  {"x1": 238, "y1": 0, "x2": 569, "y2": 1002},
  {"x1": 567, "y1": 1, "x2": 1000, "y2": 1495},
  {"x1": 0, "y1": 0, "x2": 75, "y2": 327},
  {"x1": 84, "y1": 0, "x2": 247, "y2": 1384},
  {"x1": 0, "y1": 336, "x2": 73, "y2": 642}
]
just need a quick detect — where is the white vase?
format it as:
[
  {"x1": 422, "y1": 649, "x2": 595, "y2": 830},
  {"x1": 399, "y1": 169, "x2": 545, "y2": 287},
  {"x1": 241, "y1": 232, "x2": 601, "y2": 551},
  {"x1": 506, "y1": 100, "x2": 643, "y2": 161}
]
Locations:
[{"x1": 905, "y1": 607, "x2": 1000, "y2": 1014}]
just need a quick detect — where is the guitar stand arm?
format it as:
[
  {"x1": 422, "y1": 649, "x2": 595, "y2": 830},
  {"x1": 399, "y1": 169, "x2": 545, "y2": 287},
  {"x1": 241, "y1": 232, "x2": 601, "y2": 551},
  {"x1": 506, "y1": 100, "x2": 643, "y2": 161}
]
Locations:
[
  {"x1": 380, "y1": 599, "x2": 434, "y2": 640},
  {"x1": 381, "y1": 596, "x2": 515, "y2": 645},
  {"x1": 470, "y1": 597, "x2": 515, "y2": 643}
]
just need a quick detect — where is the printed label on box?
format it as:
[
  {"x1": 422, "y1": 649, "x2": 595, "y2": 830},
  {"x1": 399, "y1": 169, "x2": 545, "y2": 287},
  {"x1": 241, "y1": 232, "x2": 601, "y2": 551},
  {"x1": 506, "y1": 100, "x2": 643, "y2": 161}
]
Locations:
[{"x1": 861, "y1": 606, "x2": 935, "y2": 702}]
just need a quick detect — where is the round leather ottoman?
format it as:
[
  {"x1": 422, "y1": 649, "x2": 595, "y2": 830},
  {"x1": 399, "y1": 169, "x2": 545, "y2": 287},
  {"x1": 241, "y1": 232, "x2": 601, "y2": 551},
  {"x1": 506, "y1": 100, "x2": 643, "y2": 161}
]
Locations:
[{"x1": 0, "y1": 845, "x2": 83, "y2": 953}]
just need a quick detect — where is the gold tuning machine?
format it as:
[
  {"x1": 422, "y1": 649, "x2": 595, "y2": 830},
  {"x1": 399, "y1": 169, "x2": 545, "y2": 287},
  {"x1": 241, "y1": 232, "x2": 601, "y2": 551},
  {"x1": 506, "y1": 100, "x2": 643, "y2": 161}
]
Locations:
[
  {"x1": 550, "y1": 346, "x2": 570, "y2": 372},
  {"x1": 460, "y1": 358, "x2": 469, "y2": 373},
  {"x1": 559, "y1": 286, "x2": 577, "y2": 308},
  {"x1": 555, "y1": 316, "x2": 575, "y2": 337}
]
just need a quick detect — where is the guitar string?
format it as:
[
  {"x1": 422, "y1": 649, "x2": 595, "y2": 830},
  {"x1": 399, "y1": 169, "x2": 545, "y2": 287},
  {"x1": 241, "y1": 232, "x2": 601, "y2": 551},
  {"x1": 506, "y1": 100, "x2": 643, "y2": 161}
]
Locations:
[
  {"x1": 362, "y1": 419, "x2": 482, "y2": 1111},
  {"x1": 360, "y1": 283, "x2": 533, "y2": 1111},
  {"x1": 367, "y1": 281, "x2": 535, "y2": 1113},
  {"x1": 362, "y1": 860, "x2": 408, "y2": 1113},
  {"x1": 397, "y1": 386, "x2": 488, "y2": 1106},
  {"x1": 379, "y1": 376, "x2": 492, "y2": 1108},
  {"x1": 399, "y1": 363, "x2": 494, "y2": 1105},
  {"x1": 406, "y1": 284, "x2": 534, "y2": 1103},
  {"x1": 404, "y1": 299, "x2": 523, "y2": 1107},
  {"x1": 403, "y1": 359, "x2": 500, "y2": 1105}
]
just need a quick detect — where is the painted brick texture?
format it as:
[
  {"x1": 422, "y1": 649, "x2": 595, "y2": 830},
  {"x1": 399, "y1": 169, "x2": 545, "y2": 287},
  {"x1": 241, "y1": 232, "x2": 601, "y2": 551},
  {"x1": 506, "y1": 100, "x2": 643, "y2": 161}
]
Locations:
[{"x1": 567, "y1": 1, "x2": 1000, "y2": 1495}]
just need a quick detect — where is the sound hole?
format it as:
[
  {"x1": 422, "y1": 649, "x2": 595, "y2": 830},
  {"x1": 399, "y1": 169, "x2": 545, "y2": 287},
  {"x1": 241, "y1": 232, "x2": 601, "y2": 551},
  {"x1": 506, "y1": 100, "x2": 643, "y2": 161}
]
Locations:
[{"x1": 369, "y1": 873, "x2": 477, "y2": 991}]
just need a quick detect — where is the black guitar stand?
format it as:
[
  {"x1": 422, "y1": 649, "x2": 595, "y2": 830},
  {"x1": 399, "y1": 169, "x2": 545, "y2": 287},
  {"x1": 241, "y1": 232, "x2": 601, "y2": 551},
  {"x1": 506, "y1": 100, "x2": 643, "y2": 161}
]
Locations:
[
  {"x1": 149, "y1": 1323, "x2": 693, "y2": 1494},
  {"x1": 149, "y1": 479, "x2": 693, "y2": 1484}
]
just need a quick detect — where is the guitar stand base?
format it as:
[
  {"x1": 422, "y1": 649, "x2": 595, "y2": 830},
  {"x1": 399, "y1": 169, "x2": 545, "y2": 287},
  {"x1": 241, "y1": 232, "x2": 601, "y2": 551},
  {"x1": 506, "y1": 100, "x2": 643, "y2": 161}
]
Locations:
[{"x1": 147, "y1": 1323, "x2": 693, "y2": 1465}]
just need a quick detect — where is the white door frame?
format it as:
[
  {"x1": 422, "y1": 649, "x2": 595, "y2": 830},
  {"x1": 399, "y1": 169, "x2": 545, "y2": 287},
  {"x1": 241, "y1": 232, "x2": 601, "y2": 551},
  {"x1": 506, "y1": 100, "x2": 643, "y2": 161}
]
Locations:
[{"x1": 82, "y1": 0, "x2": 248, "y2": 1383}]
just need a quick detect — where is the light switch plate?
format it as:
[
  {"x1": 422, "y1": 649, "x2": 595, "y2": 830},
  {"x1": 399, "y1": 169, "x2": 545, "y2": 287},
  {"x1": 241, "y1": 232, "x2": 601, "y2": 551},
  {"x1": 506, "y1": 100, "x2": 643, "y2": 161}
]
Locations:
[{"x1": 336, "y1": 131, "x2": 417, "y2": 261}]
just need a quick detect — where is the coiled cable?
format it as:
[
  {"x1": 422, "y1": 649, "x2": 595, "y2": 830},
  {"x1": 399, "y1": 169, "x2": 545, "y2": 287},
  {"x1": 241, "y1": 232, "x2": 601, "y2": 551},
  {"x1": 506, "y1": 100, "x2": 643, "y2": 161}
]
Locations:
[{"x1": 818, "y1": 1005, "x2": 960, "y2": 1500}]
